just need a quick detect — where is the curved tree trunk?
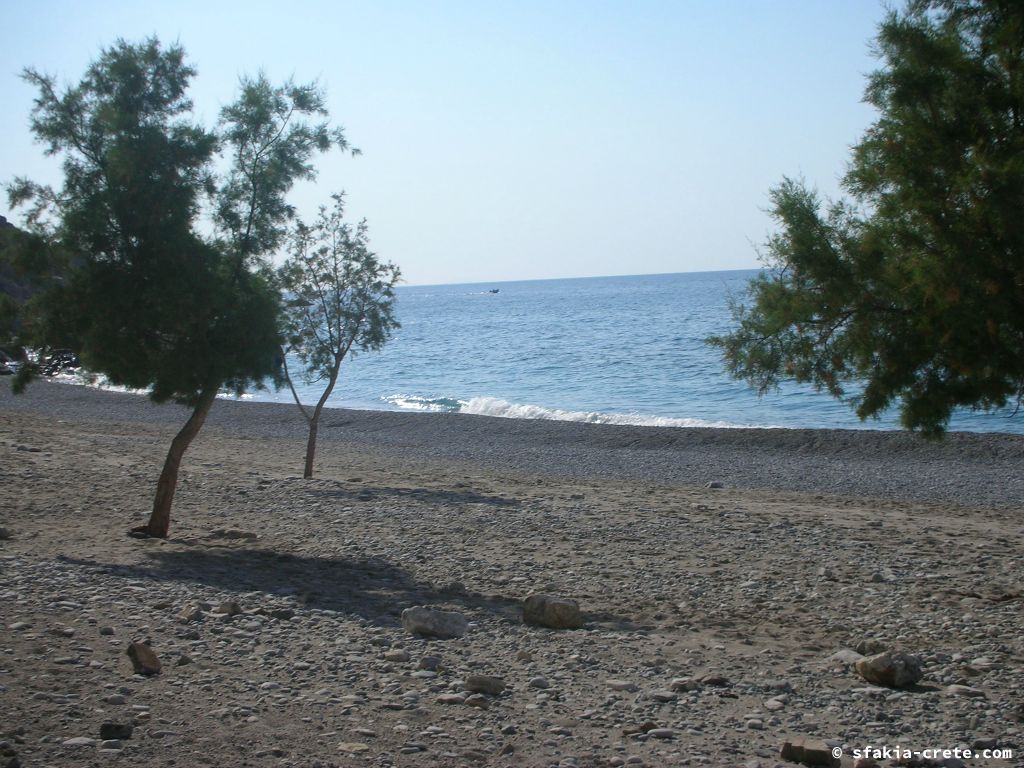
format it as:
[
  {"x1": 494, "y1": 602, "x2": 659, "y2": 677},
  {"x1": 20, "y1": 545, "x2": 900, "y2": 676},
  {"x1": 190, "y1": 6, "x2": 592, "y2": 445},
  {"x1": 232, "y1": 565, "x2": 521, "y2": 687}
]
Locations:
[
  {"x1": 303, "y1": 363, "x2": 341, "y2": 479},
  {"x1": 142, "y1": 386, "x2": 218, "y2": 538},
  {"x1": 280, "y1": 346, "x2": 312, "y2": 425}
]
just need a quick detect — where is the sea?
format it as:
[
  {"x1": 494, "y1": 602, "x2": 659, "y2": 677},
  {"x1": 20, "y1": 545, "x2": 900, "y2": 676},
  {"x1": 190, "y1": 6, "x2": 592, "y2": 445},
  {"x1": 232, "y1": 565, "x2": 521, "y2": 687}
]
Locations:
[{"x1": 261, "y1": 269, "x2": 1024, "y2": 435}]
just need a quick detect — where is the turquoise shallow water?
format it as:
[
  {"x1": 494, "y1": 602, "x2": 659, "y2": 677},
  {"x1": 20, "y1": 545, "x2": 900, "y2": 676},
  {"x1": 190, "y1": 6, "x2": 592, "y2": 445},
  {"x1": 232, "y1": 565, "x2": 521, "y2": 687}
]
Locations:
[{"x1": 262, "y1": 269, "x2": 1022, "y2": 434}]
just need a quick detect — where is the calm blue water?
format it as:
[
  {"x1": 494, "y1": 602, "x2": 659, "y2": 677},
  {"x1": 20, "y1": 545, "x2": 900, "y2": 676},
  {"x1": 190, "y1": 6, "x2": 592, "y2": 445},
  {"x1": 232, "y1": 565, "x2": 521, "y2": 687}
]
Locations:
[{"x1": 259, "y1": 270, "x2": 1023, "y2": 434}]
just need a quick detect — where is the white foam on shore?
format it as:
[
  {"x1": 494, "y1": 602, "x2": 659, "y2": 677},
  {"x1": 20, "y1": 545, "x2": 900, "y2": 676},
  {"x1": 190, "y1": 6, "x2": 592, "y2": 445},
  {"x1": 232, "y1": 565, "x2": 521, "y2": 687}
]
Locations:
[
  {"x1": 49, "y1": 373, "x2": 770, "y2": 429},
  {"x1": 460, "y1": 396, "x2": 751, "y2": 428},
  {"x1": 52, "y1": 370, "x2": 147, "y2": 395},
  {"x1": 381, "y1": 392, "x2": 763, "y2": 429},
  {"x1": 381, "y1": 393, "x2": 464, "y2": 412},
  {"x1": 52, "y1": 370, "x2": 254, "y2": 400}
]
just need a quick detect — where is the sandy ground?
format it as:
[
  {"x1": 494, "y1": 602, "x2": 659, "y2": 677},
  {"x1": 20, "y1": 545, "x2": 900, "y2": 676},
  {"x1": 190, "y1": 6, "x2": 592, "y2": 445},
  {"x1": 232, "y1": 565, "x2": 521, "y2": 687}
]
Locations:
[{"x1": 1, "y1": 381, "x2": 1022, "y2": 768}]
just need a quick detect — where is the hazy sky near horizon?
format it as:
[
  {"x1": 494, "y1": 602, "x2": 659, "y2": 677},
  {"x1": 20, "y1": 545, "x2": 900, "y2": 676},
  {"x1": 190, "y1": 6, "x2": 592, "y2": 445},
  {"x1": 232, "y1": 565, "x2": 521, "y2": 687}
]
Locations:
[{"x1": 2, "y1": 1, "x2": 886, "y2": 285}]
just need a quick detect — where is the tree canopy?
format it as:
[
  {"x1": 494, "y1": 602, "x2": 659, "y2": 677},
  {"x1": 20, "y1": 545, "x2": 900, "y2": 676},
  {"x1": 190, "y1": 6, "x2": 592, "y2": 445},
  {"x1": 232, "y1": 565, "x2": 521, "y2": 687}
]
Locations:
[
  {"x1": 8, "y1": 38, "x2": 353, "y2": 535},
  {"x1": 279, "y1": 195, "x2": 400, "y2": 478},
  {"x1": 710, "y1": 0, "x2": 1024, "y2": 436}
]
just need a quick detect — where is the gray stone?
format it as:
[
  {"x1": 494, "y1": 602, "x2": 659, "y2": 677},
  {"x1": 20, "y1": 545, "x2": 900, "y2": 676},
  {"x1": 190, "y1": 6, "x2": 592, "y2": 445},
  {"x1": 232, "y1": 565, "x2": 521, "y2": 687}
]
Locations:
[
  {"x1": 670, "y1": 677, "x2": 699, "y2": 692},
  {"x1": 464, "y1": 674, "x2": 506, "y2": 695},
  {"x1": 944, "y1": 684, "x2": 986, "y2": 698},
  {"x1": 177, "y1": 605, "x2": 203, "y2": 624},
  {"x1": 436, "y1": 693, "x2": 466, "y2": 704},
  {"x1": 854, "y1": 651, "x2": 923, "y2": 688},
  {"x1": 829, "y1": 648, "x2": 865, "y2": 666},
  {"x1": 607, "y1": 679, "x2": 638, "y2": 692},
  {"x1": 854, "y1": 639, "x2": 886, "y2": 655},
  {"x1": 523, "y1": 593, "x2": 583, "y2": 629},
  {"x1": 62, "y1": 737, "x2": 97, "y2": 747},
  {"x1": 401, "y1": 607, "x2": 468, "y2": 639},
  {"x1": 337, "y1": 742, "x2": 371, "y2": 754},
  {"x1": 699, "y1": 673, "x2": 730, "y2": 687},
  {"x1": 217, "y1": 601, "x2": 243, "y2": 616}
]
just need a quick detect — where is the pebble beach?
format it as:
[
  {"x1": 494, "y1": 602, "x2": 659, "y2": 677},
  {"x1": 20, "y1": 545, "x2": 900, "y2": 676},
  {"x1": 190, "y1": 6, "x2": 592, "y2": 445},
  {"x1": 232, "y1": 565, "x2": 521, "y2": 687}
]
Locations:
[{"x1": 1, "y1": 380, "x2": 1022, "y2": 767}]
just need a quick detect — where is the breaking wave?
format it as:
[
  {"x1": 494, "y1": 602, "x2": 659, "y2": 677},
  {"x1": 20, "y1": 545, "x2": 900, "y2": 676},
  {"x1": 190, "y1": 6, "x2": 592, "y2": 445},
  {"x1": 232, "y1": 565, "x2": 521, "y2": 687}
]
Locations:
[
  {"x1": 381, "y1": 393, "x2": 464, "y2": 412},
  {"x1": 382, "y1": 392, "x2": 755, "y2": 428}
]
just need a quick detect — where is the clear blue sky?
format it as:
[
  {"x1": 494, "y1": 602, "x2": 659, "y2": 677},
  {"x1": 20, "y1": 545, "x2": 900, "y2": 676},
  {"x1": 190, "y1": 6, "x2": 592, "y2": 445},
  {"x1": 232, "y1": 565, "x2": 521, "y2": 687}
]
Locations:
[{"x1": 1, "y1": 1, "x2": 886, "y2": 285}]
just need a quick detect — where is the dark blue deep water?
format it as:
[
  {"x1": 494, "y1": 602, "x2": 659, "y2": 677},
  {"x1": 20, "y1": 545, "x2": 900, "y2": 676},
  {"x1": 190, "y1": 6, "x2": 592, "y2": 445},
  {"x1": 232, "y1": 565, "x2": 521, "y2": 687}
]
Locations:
[{"x1": 261, "y1": 270, "x2": 1023, "y2": 434}]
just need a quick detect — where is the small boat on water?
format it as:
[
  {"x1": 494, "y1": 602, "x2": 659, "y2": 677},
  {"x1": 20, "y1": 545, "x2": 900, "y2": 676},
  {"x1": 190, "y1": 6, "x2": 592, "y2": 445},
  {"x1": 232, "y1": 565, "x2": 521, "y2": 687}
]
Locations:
[{"x1": 488, "y1": 288, "x2": 500, "y2": 294}]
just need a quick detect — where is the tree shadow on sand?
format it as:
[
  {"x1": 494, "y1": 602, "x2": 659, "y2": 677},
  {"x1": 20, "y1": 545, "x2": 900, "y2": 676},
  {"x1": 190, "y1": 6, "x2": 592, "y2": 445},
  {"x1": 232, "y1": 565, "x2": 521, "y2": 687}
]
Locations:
[
  {"x1": 59, "y1": 548, "x2": 526, "y2": 628},
  {"x1": 58, "y1": 546, "x2": 640, "y2": 631}
]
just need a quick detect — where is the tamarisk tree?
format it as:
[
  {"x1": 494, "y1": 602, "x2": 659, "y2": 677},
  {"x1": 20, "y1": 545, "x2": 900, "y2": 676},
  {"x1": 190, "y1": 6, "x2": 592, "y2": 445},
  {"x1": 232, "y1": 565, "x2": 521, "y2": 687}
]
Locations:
[
  {"x1": 279, "y1": 196, "x2": 400, "y2": 478},
  {"x1": 8, "y1": 38, "x2": 354, "y2": 536},
  {"x1": 710, "y1": 0, "x2": 1024, "y2": 436}
]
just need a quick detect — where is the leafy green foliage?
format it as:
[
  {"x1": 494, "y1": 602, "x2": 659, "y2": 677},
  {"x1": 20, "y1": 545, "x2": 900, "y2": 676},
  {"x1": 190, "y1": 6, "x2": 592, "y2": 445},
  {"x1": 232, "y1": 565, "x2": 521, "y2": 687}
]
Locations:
[
  {"x1": 216, "y1": 76, "x2": 357, "y2": 260},
  {"x1": 278, "y1": 195, "x2": 399, "y2": 477},
  {"x1": 711, "y1": 0, "x2": 1024, "y2": 436},
  {"x1": 280, "y1": 195, "x2": 400, "y2": 388},
  {"x1": 7, "y1": 38, "x2": 354, "y2": 534},
  {"x1": 8, "y1": 38, "x2": 352, "y2": 406}
]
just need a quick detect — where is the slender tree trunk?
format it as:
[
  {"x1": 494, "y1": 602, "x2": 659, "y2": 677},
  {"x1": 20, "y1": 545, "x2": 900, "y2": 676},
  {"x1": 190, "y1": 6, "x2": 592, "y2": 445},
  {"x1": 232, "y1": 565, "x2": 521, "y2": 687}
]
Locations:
[
  {"x1": 303, "y1": 363, "x2": 341, "y2": 479},
  {"x1": 281, "y1": 346, "x2": 312, "y2": 424},
  {"x1": 142, "y1": 386, "x2": 218, "y2": 538}
]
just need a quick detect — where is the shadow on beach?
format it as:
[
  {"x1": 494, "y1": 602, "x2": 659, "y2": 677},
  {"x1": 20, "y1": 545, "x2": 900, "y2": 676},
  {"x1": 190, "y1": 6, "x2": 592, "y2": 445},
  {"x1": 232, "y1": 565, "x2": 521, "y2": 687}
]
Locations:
[
  {"x1": 56, "y1": 546, "x2": 641, "y2": 631},
  {"x1": 58, "y1": 548, "x2": 524, "y2": 628}
]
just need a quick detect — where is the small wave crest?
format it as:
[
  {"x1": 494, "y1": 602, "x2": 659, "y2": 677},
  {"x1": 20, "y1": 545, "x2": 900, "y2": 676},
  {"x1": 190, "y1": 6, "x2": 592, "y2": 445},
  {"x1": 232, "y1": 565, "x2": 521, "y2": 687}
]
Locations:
[
  {"x1": 461, "y1": 396, "x2": 743, "y2": 427},
  {"x1": 429, "y1": 395, "x2": 749, "y2": 428},
  {"x1": 381, "y1": 393, "x2": 464, "y2": 412}
]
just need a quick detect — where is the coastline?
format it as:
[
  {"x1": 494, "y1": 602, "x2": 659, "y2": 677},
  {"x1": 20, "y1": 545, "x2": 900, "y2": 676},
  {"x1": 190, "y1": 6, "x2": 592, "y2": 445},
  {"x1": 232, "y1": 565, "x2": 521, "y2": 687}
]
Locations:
[{"x1": 3, "y1": 377, "x2": 1023, "y2": 509}]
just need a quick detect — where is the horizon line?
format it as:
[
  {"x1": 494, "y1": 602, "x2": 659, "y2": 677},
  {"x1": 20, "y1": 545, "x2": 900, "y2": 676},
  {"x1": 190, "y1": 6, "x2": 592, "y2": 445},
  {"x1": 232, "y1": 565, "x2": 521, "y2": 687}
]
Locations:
[{"x1": 402, "y1": 265, "x2": 763, "y2": 289}]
